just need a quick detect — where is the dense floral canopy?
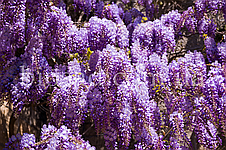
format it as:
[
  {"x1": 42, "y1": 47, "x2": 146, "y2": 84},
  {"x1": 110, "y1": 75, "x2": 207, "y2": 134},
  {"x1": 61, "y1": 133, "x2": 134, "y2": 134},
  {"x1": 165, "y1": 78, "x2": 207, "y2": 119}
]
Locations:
[{"x1": 0, "y1": 0, "x2": 226, "y2": 149}]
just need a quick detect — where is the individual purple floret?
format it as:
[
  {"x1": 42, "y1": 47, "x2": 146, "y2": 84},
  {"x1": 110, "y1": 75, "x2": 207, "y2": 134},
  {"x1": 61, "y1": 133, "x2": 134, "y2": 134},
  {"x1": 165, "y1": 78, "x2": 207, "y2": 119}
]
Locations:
[{"x1": 20, "y1": 133, "x2": 36, "y2": 149}]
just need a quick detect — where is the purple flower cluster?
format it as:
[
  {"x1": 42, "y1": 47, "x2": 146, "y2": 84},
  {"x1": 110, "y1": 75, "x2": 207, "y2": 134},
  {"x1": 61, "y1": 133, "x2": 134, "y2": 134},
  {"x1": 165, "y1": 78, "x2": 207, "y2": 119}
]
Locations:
[
  {"x1": 197, "y1": 16, "x2": 216, "y2": 38},
  {"x1": 103, "y1": 125, "x2": 118, "y2": 149},
  {"x1": 147, "y1": 53, "x2": 169, "y2": 98},
  {"x1": 165, "y1": 51, "x2": 207, "y2": 116},
  {"x1": 204, "y1": 61, "x2": 226, "y2": 119},
  {"x1": 187, "y1": 61, "x2": 226, "y2": 149},
  {"x1": 42, "y1": 5, "x2": 75, "y2": 59},
  {"x1": 30, "y1": 124, "x2": 96, "y2": 149},
  {"x1": 95, "y1": 1, "x2": 104, "y2": 18},
  {"x1": 137, "y1": 0, "x2": 153, "y2": 7},
  {"x1": 88, "y1": 16, "x2": 117, "y2": 51},
  {"x1": 70, "y1": 27, "x2": 89, "y2": 55},
  {"x1": 116, "y1": 23, "x2": 129, "y2": 49},
  {"x1": 195, "y1": 0, "x2": 225, "y2": 16},
  {"x1": 87, "y1": 45, "x2": 134, "y2": 143},
  {"x1": 130, "y1": 39, "x2": 148, "y2": 64},
  {"x1": 39, "y1": 125, "x2": 77, "y2": 149},
  {"x1": 0, "y1": 0, "x2": 26, "y2": 66},
  {"x1": 192, "y1": 116, "x2": 221, "y2": 149},
  {"x1": 4, "y1": 124, "x2": 96, "y2": 149},
  {"x1": 131, "y1": 78, "x2": 162, "y2": 149},
  {"x1": 4, "y1": 134, "x2": 22, "y2": 150},
  {"x1": 50, "y1": 59, "x2": 89, "y2": 133},
  {"x1": 8, "y1": 37, "x2": 51, "y2": 113},
  {"x1": 4, "y1": 133, "x2": 35, "y2": 150},
  {"x1": 133, "y1": 19, "x2": 176, "y2": 56},
  {"x1": 160, "y1": 10, "x2": 182, "y2": 31},
  {"x1": 182, "y1": 7, "x2": 197, "y2": 33},
  {"x1": 169, "y1": 112, "x2": 185, "y2": 148},
  {"x1": 20, "y1": 133, "x2": 36, "y2": 149},
  {"x1": 204, "y1": 36, "x2": 219, "y2": 62},
  {"x1": 218, "y1": 42, "x2": 226, "y2": 63},
  {"x1": 87, "y1": 44, "x2": 163, "y2": 149},
  {"x1": 102, "y1": 3, "x2": 123, "y2": 24},
  {"x1": 73, "y1": 0, "x2": 96, "y2": 16},
  {"x1": 0, "y1": 38, "x2": 51, "y2": 113},
  {"x1": 0, "y1": 56, "x2": 24, "y2": 100}
]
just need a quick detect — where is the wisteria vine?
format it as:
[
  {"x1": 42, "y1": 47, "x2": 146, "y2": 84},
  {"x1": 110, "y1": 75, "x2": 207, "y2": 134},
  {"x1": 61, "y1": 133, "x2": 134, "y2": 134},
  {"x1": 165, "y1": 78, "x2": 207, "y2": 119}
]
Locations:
[{"x1": 1, "y1": 0, "x2": 226, "y2": 149}]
